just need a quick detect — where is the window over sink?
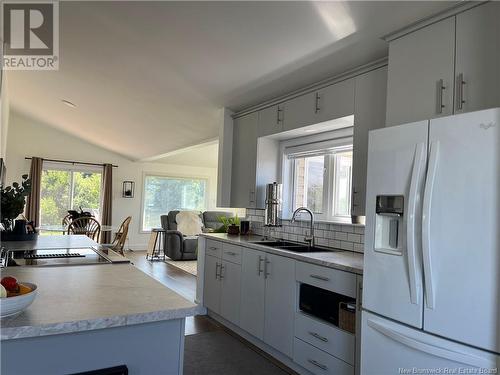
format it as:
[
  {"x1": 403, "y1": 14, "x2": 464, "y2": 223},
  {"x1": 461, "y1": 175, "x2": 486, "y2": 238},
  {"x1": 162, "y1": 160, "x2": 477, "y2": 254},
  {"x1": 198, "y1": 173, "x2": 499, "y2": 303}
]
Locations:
[{"x1": 282, "y1": 131, "x2": 353, "y2": 222}]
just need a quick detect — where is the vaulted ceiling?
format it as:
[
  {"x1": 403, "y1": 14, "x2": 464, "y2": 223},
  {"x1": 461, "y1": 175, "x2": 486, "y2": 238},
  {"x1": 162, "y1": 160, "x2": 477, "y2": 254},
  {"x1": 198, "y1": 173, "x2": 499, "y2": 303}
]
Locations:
[{"x1": 8, "y1": 1, "x2": 455, "y2": 161}]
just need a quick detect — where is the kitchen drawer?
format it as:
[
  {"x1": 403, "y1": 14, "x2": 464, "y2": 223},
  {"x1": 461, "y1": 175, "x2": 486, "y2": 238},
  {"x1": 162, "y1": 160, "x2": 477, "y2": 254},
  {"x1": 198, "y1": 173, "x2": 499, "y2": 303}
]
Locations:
[
  {"x1": 206, "y1": 240, "x2": 222, "y2": 258},
  {"x1": 296, "y1": 262, "x2": 356, "y2": 298},
  {"x1": 295, "y1": 312, "x2": 355, "y2": 365},
  {"x1": 222, "y1": 243, "x2": 242, "y2": 264},
  {"x1": 293, "y1": 338, "x2": 354, "y2": 375}
]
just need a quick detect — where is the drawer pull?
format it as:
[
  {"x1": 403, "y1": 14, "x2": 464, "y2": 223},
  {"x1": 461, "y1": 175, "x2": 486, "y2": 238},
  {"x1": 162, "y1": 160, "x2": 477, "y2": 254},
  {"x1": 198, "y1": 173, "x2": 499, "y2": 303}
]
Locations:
[
  {"x1": 225, "y1": 251, "x2": 237, "y2": 256},
  {"x1": 309, "y1": 331, "x2": 329, "y2": 343},
  {"x1": 209, "y1": 247, "x2": 218, "y2": 251},
  {"x1": 310, "y1": 274, "x2": 330, "y2": 282},
  {"x1": 308, "y1": 359, "x2": 328, "y2": 371}
]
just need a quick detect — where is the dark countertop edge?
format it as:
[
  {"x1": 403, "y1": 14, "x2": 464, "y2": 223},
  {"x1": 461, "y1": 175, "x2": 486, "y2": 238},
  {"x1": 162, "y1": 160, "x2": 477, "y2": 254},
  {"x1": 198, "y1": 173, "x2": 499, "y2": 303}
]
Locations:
[{"x1": 199, "y1": 233, "x2": 363, "y2": 275}]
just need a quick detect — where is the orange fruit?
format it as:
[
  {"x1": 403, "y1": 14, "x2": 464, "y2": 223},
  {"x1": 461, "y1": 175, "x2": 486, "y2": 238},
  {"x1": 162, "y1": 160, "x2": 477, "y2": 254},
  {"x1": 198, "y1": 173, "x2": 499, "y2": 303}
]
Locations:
[{"x1": 18, "y1": 284, "x2": 32, "y2": 295}]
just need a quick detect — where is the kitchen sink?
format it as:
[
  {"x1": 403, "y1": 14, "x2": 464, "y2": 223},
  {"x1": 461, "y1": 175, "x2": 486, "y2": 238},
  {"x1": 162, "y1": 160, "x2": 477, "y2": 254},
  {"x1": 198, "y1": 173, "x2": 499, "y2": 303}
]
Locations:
[{"x1": 249, "y1": 240, "x2": 342, "y2": 253}]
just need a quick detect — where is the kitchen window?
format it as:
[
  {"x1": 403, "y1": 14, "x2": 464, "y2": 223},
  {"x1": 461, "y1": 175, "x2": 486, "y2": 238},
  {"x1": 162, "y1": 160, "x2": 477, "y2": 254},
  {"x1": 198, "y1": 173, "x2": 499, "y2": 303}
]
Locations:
[
  {"x1": 283, "y1": 134, "x2": 353, "y2": 222},
  {"x1": 40, "y1": 162, "x2": 102, "y2": 226},
  {"x1": 141, "y1": 174, "x2": 208, "y2": 231}
]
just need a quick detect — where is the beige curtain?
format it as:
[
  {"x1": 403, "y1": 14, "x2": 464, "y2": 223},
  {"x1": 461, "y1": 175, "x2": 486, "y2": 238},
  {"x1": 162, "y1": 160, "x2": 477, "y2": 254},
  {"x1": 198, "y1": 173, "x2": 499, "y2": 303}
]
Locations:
[
  {"x1": 101, "y1": 164, "x2": 113, "y2": 243},
  {"x1": 25, "y1": 157, "x2": 43, "y2": 227}
]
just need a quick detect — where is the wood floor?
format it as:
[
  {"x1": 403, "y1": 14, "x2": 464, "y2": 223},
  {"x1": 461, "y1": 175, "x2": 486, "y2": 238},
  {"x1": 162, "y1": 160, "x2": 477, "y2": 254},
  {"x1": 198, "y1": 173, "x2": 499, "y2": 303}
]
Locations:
[{"x1": 124, "y1": 250, "x2": 221, "y2": 336}]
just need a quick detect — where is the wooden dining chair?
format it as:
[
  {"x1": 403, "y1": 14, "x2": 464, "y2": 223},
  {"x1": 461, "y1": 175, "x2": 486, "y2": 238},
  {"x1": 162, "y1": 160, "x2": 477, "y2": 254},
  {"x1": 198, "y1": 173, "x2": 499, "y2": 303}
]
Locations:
[
  {"x1": 61, "y1": 214, "x2": 72, "y2": 235},
  {"x1": 67, "y1": 217, "x2": 101, "y2": 242},
  {"x1": 109, "y1": 216, "x2": 132, "y2": 255}
]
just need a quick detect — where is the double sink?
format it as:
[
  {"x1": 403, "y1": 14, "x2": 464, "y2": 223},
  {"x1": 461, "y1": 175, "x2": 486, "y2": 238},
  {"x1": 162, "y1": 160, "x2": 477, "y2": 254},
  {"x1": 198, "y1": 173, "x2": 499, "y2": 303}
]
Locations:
[{"x1": 249, "y1": 240, "x2": 343, "y2": 253}]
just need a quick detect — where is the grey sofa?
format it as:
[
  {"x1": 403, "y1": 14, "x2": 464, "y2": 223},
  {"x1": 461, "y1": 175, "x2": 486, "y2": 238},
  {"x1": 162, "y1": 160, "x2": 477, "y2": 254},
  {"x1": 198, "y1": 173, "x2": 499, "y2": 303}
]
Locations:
[{"x1": 160, "y1": 210, "x2": 234, "y2": 261}]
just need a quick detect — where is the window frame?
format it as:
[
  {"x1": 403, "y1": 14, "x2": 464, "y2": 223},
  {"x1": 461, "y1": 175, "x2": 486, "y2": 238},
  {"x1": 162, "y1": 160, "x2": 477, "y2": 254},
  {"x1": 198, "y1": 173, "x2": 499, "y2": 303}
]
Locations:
[
  {"x1": 280, "y1": 129, "x2": 354, "y2": 223},
  {"x1": 140, "y1": 172, "x2": 210, "y2": 233},
  {"x1": 40, "y1": 161, "x2": 103, "y2": 225}
]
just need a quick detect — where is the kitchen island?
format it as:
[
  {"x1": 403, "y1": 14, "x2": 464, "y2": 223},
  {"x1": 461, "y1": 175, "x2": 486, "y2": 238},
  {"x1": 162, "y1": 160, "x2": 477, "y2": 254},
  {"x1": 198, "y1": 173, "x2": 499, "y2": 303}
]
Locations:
[{"x1": 0, "y1": 237, "x2": 202, "y2": 375}]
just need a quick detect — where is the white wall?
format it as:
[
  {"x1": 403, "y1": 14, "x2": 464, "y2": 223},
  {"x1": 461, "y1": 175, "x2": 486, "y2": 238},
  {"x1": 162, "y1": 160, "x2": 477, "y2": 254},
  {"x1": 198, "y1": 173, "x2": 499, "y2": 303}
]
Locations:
[
  {"x1": 5, "y1": 111, "x2": 234, "y2": 249},
  {"x1": 0, "y1": 71, "x2": 9, "y2": 160}
]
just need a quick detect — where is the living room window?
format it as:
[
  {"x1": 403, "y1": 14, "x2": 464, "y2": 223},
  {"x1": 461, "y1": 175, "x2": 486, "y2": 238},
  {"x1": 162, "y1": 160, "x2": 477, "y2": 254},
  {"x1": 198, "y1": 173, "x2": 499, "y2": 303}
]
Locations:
[
  {"x1": 282, "y1": 131, "x2": 353, "y2": 222},
  {"x1": 40, "y1": 162, "x2": 102, "y2": 226},
  {"x1": 141, "y1": 174, "x2": 208, "y2": 231}
]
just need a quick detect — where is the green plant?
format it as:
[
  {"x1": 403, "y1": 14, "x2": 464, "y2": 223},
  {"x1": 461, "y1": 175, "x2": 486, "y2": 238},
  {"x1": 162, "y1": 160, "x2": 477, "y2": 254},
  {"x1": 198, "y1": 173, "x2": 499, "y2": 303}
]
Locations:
[
  {"x1": 0, "y1": 174, "x2": 32, "y2": 231},
  {"x1": 214, "y1": 215, "x2": 240, "y2": 233}
]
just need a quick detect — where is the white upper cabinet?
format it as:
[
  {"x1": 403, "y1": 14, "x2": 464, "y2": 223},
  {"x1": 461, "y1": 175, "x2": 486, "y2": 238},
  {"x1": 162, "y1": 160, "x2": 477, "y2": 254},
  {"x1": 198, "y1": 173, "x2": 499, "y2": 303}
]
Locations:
[
  {"x1": 283, "y1": 92, "x2": 317, "y2": 132},
  {"x1": 230, "y1": 113, "x2": 258, "y2": 208},
  {"x1": 258, "y1": 105, "x2": 284, "y2": 137},
  {"x1": 352, "y1": 67, "x2": 387, "y2": 217},
  {"x1": 283, "y1": 79, "x2": 355, "y2": 132},
  {"x1": 316, "y1": 78, "x2": 355, "y2": 124},
  {"x1": 455, "y1": 2, "x2": 500, "y2": 113},
  {"x1": 386, "y1": 17, "x2": 455, "y2": 126}
]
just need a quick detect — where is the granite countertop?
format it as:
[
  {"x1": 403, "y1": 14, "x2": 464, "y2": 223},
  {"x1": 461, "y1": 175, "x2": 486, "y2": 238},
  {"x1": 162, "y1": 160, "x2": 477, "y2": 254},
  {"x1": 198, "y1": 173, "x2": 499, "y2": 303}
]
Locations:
[
  {"x1": 200, "y1": 233, "x2": 364, "y2": 275},
  {"x1": 0, "y1": 264, "x2": 203, "y2": 341}
]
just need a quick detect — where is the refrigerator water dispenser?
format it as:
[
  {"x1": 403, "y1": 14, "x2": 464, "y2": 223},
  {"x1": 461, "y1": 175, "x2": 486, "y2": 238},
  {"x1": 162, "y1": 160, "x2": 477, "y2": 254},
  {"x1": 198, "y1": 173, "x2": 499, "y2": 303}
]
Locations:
[{"x1": 374, "y1": 195, "x2": 404, "y2": 255}]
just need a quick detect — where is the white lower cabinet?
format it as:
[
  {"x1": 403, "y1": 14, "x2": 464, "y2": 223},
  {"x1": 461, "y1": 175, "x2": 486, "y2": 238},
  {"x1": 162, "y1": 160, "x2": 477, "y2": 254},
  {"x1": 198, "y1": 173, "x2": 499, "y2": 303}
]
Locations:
[
  {"x1": 204, "y1": 240, "x2": 358, "y2": 374},
  {"x1": 220, "y1": 260, "x2": 241, "y2": 325},
  {"x1": 263, "y1": 253, "x2": 296, "y2": 357},
  {"x1": 294, "y1": 338, "x2": 354, "y2": 375},
  {"x1": 204, "y1": 254, "x2": 221, "y2": 313},
  {"x1": 203, "y1": 252, "x2": 241, "y2": 325},
  {"x1": 295, "y1": 312, "x2": 355, "y2": 365},
  {"x1": 240, "y1": 249, "x2": 266, "y2": 340},
  {"x1": 240, "y1": 249, "x2": 296, "y2": 357}
]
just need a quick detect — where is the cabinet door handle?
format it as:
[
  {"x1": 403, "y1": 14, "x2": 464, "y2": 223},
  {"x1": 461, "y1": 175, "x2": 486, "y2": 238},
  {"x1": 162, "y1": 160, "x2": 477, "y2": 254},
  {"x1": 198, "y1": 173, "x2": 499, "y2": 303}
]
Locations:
[
  {"x1": 309, "y1": 331, "x2": 329, "y2": 343},
  {"x1": 264, "y1": 259, "x2": 271, "y2": 279},
  {"x1": 436, "y1": 79, "x2": 445, "y2": 114},
  {"x1": 307, "y1": 359, "x2": 328, "y2": 371},
  {"x1": 356, "y1": 279, "x2": 363, "y2": 311},
  {"x1": 310, "y1": 274, "x2": 330, "y2": 282},
  {"x1": 215, "y1": 262, "x2": 221, "y2": 280},
  {"x1": 257, "y1": 256, "x2": 265, "y2": 276},
  {"x1": 276, "y1": 107, "x2": 283, "y2": 125},
  {"x1": 457, "y1": 73, "x2": 466, "y2": 110},
  {"x1": 315, "y1": 92, "x2": 321, "y2": 114},
  {"x1": 219, "y1": 264, "x2": 225, "y2": 280}
]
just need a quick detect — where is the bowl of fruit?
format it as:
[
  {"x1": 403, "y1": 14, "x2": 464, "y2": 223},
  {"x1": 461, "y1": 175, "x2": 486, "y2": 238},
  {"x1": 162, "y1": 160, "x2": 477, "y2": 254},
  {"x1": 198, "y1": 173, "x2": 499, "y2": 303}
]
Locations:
[{"x1": 0, "y1": 276, "x2": 38, "y2": 318}]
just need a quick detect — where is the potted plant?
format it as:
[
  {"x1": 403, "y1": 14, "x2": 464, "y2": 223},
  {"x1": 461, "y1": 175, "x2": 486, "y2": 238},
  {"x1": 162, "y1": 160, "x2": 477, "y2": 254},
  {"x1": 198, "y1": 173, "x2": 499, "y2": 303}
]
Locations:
[
  {"x1": 214, "y1": 215, "x2": 241, "y2": 235},
  {"x1": 0, "y1": 174, "x2": 35, "y2": 241}
]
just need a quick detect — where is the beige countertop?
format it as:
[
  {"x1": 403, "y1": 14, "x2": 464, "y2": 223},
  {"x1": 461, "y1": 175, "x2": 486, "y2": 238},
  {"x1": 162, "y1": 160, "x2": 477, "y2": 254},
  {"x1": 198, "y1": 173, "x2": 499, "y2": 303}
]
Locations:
[
  {"x1": 0, "y1": 264, "x2": 202, "y2": 341},
  {"x1": 200, "y1": 233, "x2": 364, "y2": 275}
]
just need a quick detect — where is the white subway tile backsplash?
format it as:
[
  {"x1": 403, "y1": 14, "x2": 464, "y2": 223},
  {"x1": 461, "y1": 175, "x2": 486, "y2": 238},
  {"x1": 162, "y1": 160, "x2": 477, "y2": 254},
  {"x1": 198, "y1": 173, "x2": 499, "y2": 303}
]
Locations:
[
  {"x1": 335, "y1": 231, "x2": 348, "y2": 241},
  {"x1": 340, "y1": 241, "x2": 354, "y2": 251},
  {"x1": 355, "y1": 226, "x2": 365, "y2": 235},
  {"x1": 347, "y1": 233, "x2": 361, "y2": 243},
  {"x1": 353, "y1": 243, "x2": 365, "y2": 253}
]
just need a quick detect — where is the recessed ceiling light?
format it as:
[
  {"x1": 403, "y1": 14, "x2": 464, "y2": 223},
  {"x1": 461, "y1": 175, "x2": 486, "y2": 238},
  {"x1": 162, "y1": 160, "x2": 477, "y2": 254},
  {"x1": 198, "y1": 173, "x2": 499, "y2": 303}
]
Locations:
[{"x1": 61, "y1": 99, "x2": 77, "y2": 108}]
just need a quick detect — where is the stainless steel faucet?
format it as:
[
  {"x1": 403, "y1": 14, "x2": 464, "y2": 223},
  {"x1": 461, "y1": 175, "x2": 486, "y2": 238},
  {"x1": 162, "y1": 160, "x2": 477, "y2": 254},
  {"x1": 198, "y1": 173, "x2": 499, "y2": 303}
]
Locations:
[{"x1": 291, "y1": 207, "x2": 315, "y2": 248}]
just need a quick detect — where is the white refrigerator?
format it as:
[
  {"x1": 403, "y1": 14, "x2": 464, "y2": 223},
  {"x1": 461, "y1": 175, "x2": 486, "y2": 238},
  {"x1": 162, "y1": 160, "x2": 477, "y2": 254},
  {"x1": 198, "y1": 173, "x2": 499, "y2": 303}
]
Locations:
[{"x1": 361, "y1": 108, "x2": 500, "y2": 374}]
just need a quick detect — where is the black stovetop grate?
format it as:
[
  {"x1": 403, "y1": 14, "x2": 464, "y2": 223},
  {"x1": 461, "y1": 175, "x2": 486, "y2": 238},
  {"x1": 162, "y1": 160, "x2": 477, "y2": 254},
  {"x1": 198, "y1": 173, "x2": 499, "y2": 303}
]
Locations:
[{"x1": 24, "y1": 253, "x2": 86, "y2": 259}]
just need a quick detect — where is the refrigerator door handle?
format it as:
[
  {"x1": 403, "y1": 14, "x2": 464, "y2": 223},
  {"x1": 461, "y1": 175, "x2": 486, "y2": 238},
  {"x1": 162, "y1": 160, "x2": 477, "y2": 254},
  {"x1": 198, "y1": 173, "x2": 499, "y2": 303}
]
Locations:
[
  {"x1": 367, "y1": 318, "x2": 496, "y2": 369},
  {"x1": 422, "y1": 141, "x2": 440, "y2": 309},
  {"x1": 407, "y1": 143, "x2": 426, "y2": 305}
]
